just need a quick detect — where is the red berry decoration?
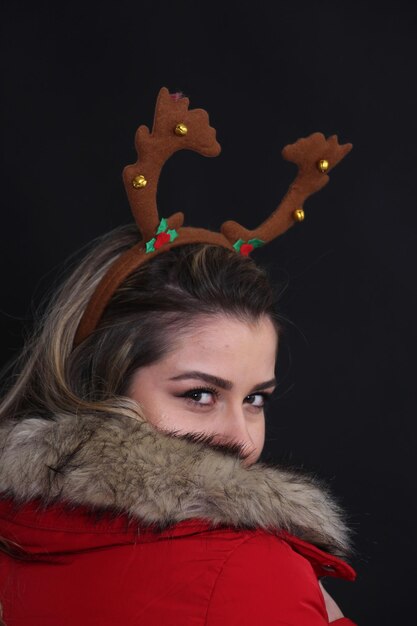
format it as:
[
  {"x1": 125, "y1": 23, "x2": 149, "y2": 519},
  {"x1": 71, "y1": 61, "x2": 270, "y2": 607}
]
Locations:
[
  {"x1": 154, "y1": 232, "x2": 171, "y2": 249},
  {"x1": 240, "y1": 243, "x2": 254, "y2": 256}
]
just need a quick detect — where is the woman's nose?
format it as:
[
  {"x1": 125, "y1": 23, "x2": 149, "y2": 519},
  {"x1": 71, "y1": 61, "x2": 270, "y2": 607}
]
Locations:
[{"x1": 221, "y1": 404, "x2": 255, "y2": 457}]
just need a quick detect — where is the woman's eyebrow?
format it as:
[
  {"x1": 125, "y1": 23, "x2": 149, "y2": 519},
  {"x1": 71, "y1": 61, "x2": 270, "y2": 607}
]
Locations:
[{"x1": 168, "y1": 371, "x2": 277, "y2": 393}]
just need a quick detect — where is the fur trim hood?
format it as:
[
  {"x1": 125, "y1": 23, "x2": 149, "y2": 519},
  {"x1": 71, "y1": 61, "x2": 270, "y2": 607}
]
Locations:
[{"x1": 0, "y1": 412, "x2": 355, "y2": 560}]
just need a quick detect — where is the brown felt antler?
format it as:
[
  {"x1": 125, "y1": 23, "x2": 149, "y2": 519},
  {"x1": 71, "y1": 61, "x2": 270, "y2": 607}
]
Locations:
[
  {"x1": 123, "y1": 87, "x2": 221, "y2": 242},
  {"x1": 73, "y1": 88, "x2": 352, "y2": 347},
  {"x1": 220, "y1": 133, "x2": 352, "y2": 246}
]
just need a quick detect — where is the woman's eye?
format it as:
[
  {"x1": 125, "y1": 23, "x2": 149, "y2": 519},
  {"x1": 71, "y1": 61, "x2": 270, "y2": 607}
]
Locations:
[
  {"x1": 180, "y1": 387, "x2": 219, "y2": 407},
  {"x1": 246, "y1": 393, "x2": 270, "y2": 408}
]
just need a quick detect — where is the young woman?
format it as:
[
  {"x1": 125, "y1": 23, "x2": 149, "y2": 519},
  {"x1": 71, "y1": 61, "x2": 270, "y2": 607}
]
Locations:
[
  {"x1": 0, "y1": 227, "x2": 357, "y2": 625},
  {"x1": 0, "y1": 88, "x2": 357, "y2": 624}
]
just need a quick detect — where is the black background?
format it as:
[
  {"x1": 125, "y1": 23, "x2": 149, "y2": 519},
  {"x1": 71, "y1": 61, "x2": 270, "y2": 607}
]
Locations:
[{"x1": 1, "y1": 2, "x2": 416, "y2": 624}]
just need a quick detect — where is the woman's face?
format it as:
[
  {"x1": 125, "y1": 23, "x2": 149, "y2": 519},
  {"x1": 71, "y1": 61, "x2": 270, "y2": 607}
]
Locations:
[{"x1": 127, "y1": 314, "x2": 278, "y2": 467}]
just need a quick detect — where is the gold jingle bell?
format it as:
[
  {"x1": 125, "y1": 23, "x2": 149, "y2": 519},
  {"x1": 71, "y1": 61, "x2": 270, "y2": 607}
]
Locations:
[
  {"x1": 318, "y1": 159, "x2": 329, "y2": 173},
  {"x1": 132, "y1": 174, "x2": 147, "y2": 189},
  {"x1": 174, "y1": 122, "x2": 188, "y2": 136},
  {"x1": 293, "y1": 208, "x2": 305, "y2": 222}
]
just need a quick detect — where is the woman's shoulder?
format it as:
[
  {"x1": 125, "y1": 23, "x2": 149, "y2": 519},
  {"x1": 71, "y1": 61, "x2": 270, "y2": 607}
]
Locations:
[
  {"x1": 201, "y1": 527, "x2": 329, "y2": 625},
  {"x1": 209, "y1": 526, "x2": 323, "y2": 583},
  {"x1": 214, "y1": 527, "x2": 319, "y2": 581}
]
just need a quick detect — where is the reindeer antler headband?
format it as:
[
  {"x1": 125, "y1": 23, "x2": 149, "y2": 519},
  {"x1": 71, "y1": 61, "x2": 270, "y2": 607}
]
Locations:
[{"x1": 74, "y1": 87, "x2": 352, "y2": 346}]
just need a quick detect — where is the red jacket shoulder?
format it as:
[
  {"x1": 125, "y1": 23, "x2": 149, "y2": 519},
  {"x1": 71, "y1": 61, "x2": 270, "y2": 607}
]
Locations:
[{"x1": 206, "y1": 531, "x2": 334, "y2": 626}]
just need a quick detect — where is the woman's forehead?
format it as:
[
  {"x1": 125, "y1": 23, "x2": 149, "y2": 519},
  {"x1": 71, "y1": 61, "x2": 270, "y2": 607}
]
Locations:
[{"x1": 160, "y1": 316, "x2": 278, "y2": 374}]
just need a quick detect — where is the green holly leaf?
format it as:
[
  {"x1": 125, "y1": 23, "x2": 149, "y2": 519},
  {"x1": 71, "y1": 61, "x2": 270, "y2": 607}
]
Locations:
[
  {"x1": 167, "y1": 228, "x2": 179, "y2": 242},
  {"x1": 156, "y1": 217, "x2": 168, "y2": 234},
  {"x1": 146, "y1": 238, "x2": 156, "y2": 253},
  {"x1": 248, "y1": 238, "x2": 265, "y2": 248},
  {"x1": 248, "y1": 239, "x2": 265, "y2": 248},
  {"x1": 233, "y1": 238, "x2": 244, "y2": 252}
]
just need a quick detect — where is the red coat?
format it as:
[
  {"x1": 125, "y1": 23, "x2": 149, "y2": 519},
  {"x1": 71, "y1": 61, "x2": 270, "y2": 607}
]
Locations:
[
  {"x1": 0, "y1": 413, "x2": 358, "y2": 625},
  {"x1": 0, "y1": 499, "x2": 356, "y2": 625}
]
